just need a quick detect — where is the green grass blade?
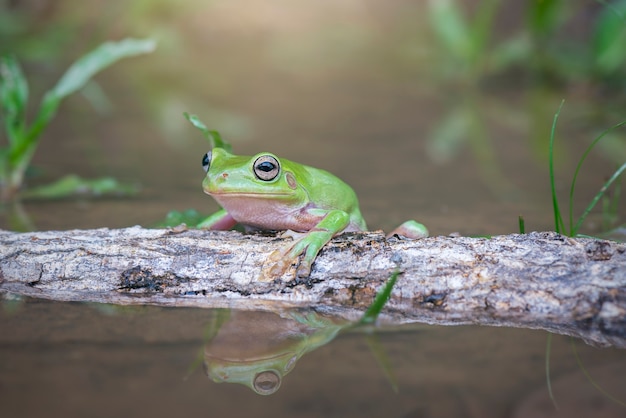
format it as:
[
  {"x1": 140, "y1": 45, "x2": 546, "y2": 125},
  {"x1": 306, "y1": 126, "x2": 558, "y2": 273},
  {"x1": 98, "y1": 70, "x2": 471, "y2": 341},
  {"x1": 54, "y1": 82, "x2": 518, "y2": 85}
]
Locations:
[
  {"x1": 184, "y1": 112, "x2": 232, "y2": 152},
  {"x1": 360, "y1": 270, "x2": 400, "y2": 325},
  {"x1": 518, "y1": 215, "x2": 525, "y2": 233},
  {"x1": 568, "y1": 120, "x2": 626, "y2": 235},
  {"x1": 570, "y1": 337, "x2": 626, "y2": 407},
  {"x1": 604, "y1": 176, "x2": 621, "y2": 229},
  {"x1": 0, "y1": 55, "x2": 29, "y2": 144},
  {"x1": 572, "y1": 162, "x2": 626, "y2": 236},
  {"x1": 549, "y1": 100, "x2": 566, "y2": 234},
  {"x1": 545, "y1": 333, "x2": 559, "y2": 410}
]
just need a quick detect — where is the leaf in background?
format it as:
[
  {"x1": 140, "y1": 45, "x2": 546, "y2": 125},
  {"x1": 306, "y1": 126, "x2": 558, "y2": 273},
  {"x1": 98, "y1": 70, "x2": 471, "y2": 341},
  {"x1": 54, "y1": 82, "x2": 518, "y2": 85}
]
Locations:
[
  {"x1": 184, "y1": 112, "x2": 233, "y2": 152},
  {"x1": 20, "y1": 174, "x2": 138, "y2": 199},
  {"x1": 425, "y1": 105, "x2": 469, "y2": 163},
  {"x1": 593, "y1": 0, "x2": 626, "y2": 75},
  {"x1": 468, "y1": 0, "x2": 501, "y2": 64},
  {"x1": 24, "y1": 38, "x2": 156, "y2": 153},
  {"x1": 488, "y1": 34, "x2": 532, "y2": 72},
  {"x1": 526, "y1": 0, "x2": 564, "y2": 38},
  {"x1": 428, "y1": 0, "x2": 471, "y2": 62},
  {"x1": 50, "y1": 38, "x2": 156, "y2": 99},
  {"x1": 80, "y1": 80, "x2": 114, "y2": 115},
  {"x1": 0, "y1": 55, "x2": 28, "y2": 143},
  {"x1": 153, "y1": 209, "x2": 207, "y2": 228}
]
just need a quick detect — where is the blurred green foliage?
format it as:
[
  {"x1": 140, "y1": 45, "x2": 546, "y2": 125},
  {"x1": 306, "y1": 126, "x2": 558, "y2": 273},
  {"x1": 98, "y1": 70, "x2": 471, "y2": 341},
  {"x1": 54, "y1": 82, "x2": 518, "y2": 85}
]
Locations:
[
  {"x1": 593, "y1": 0, "x2": 626, "y2": 78},
  {"x1": 19, "y1": 174, "x2": 138, "y2": 199},
  {"x1": 428, "y1": 0, "x2": 501, "y2": 80},
  {"x1": 0, "y1": 38, "x2": 155, "y2": 201},
  {"x1": 153, "y1": 208, "x2": 206, "y2": 228},
  {"x1": 425, "y1": 0, "x2": 626, "y2": 200},
  {"x1": 427, "y1": 0, "x2": 626, "y2": 86}
]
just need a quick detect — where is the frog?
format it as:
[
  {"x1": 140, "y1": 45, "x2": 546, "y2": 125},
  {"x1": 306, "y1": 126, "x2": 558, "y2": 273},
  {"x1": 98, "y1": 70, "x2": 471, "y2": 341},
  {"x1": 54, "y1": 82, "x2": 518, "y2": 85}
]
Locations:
[{"x1": 198, "y1": 147, "x2": 428, "y2": 280}]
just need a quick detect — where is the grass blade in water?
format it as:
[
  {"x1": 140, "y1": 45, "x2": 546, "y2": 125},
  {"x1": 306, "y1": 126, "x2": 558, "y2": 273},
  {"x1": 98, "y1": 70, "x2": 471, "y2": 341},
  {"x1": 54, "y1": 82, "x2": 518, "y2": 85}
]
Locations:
[{"x1": 360, "y1": 270, "x2": 400, "y2": 325}]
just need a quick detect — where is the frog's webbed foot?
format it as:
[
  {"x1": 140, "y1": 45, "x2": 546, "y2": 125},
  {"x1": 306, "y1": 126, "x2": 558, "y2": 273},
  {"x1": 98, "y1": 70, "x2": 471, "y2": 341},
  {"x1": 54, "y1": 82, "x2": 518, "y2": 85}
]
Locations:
[
  {"x1": 260, "y1": 243, "x2": 313, "y2": 282},
  {"x1": 257, "y1": 230, "x2": 303, "y2": 281},
  {"x1": 259, "y1": 210, "x2": 351, "y2": 282},
  {"x1": 262, "y1": 247, "x2": 296, "y2": 280},
  {"x1": 387, "y1": 220, "x2": 429, "y2": 239},
  {"x1": 259, "y1": 229, "x2": 334, "y2": 282}
]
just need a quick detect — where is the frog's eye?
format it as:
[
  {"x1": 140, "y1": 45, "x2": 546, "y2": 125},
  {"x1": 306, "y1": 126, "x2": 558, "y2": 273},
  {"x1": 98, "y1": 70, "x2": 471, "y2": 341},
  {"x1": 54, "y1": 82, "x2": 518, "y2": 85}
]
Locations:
[
  {"x1": 253, "y1": 370, "x2": 281, "y2": 395},
  {"x1": 202, "y1": 151, "x2": 211, "y2": 172},
  {"x1": 253, "y1": 155, "x2": 280, "y2": 181}
]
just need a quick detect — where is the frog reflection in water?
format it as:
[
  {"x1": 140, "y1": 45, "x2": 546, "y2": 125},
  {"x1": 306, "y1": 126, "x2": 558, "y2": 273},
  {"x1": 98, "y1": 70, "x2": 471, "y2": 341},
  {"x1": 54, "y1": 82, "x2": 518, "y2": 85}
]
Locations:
[
  {"x1": 199, "y1": 148, "x2": 428, "y2": 279},
  {"x1": 204, "y1": 310, "x2": 348, "y2": 395}
]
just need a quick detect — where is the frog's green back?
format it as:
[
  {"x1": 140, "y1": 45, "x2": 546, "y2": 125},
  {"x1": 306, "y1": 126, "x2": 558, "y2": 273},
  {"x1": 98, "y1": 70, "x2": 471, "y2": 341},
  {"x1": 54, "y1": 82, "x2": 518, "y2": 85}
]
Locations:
[{"x1": 283, "y1": 159, "x2": 367, "y2": 231}]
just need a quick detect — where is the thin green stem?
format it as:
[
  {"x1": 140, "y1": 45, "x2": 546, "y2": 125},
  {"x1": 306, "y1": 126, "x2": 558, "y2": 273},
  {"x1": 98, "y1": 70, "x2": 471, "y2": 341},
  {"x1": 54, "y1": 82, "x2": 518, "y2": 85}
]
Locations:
[
  {"x1": 570, "y1": 337, "x2": 626, "y2": 407},
  {"x1": 568, "y1": 121, "x2": 626, "y2": 235},
  {"x1": 545, "y1": 333, "x2": 559, "y2": 410},
  {"x1": 572, "y1": 162, "x2": 626, "y2": 236},
  {"x1": 549, "y1": 100, "x2": 566, "y2": 234}
]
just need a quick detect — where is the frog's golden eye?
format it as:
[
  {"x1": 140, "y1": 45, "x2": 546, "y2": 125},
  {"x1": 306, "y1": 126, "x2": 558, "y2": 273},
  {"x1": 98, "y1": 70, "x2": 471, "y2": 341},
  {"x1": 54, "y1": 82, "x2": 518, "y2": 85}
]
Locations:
[
  {"x1": 202, "y1": 151, "x2": 211, "y2": 173},
  {"x1": 253, "y1": 155, "x2": 280, "y2": 181}
]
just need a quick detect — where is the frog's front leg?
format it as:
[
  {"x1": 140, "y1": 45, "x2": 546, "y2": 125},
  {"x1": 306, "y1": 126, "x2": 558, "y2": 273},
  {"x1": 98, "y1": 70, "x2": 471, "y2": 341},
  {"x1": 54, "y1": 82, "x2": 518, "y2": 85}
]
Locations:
[
  {"x1": 197, "y1": 208, "x2": 238, "y2": 230},
  {"x1": 264, "y1": 209, "x2": 350, "y2": 280}
]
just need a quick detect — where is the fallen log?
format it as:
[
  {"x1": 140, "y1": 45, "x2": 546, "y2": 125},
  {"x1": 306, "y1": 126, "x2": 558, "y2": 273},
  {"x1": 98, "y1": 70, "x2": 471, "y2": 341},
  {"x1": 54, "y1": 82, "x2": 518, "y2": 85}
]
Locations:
[{"x1": 0, "y1": 227, "x2": 624, "y2": 348}]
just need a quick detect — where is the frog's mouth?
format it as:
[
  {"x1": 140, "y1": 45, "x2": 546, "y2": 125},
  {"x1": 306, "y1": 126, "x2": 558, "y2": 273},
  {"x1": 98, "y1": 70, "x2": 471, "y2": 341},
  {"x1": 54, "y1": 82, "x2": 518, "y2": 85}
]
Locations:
[{"x1": 206, "y1": 190, "x2": 293, "y2": 198}]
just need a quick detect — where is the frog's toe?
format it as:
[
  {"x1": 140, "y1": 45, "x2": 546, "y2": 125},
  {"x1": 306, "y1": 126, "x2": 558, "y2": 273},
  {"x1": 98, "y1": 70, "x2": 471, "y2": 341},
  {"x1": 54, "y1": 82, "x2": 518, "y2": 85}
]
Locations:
[
  {"x1": 261, "y1": 238, "x2": 317, "y2": 280},
  {"x1": 387, "y1": 220, "x2": 429, "y2": 239},
  {"x1": 278, "y1": 229, "x2": 306, "y2": 240},
  {"x1": 268, "y1": 260, "x2": 290, "y2": 277},
  {"x1": 259, "y1": 248, "x2": 299, "y2": 281},
  {"x1": 266, "y1": 248, "x2": 284, "y2": 264},
  {"x1": 295, "y1": 260, "x2": 312, "y2": 278},
  {"x1": 259, "y1": 259, "x2": 290, "y2": 282}
]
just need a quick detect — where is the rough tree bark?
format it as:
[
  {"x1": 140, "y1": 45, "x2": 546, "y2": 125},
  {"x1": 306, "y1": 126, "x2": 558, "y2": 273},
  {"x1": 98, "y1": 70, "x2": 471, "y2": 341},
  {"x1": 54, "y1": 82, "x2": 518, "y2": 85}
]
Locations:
[{"x1": 0, "y1": 227, "x2": 624, "y2": 348}]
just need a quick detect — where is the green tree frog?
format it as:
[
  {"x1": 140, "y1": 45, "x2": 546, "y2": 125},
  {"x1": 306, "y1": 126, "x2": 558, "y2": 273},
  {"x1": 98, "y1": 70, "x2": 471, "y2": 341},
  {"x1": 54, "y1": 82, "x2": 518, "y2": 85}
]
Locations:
[{"x1": 199, "y1": 148, "x2": 428, "y2": 279}]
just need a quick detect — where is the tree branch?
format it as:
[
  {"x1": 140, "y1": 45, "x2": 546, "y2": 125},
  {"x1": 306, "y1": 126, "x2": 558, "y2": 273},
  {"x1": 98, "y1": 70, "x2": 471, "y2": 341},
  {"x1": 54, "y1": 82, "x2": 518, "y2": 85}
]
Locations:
[{"x1": 0, "y1": 227, "x2": 624, "y2": 348}]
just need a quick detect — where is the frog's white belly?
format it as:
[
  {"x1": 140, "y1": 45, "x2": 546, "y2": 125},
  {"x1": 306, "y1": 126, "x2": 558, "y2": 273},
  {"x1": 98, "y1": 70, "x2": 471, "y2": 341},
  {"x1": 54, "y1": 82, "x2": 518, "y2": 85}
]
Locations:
[
  {"x1": 211, "y1": 193, "x2": 320, "y2": 232},
  {"x1": 210, "y1": 193, "x2": 364, "y2": 233}
]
